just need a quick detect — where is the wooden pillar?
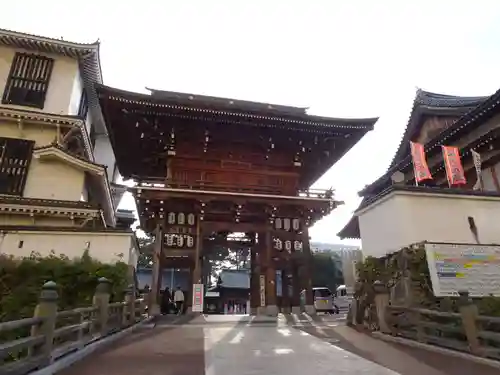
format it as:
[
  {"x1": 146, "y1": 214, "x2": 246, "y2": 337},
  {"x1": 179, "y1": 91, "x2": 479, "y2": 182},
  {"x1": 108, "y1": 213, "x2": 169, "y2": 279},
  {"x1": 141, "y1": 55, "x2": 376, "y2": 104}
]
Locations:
[
  {"x1": 302, "y1": 227, "x2": 315, "y2": 315},
  {"x1": 281, "y1": 268, "x2": 291, "y2": 313},
  {"x1": 189, "y1": 217, "x2": 203, "y2": 313},
  {"x1": 265, "y1": 229, "x2": 278, "y2": 316},
  {"x1": 149, "y1": 223, "x2": 163, "y2": 316},
  {"x1": 193, "y1": 218, "x2": 202, "y2": 284},
  {"x1": 250, "y1": 245, "x2": 260, "y2": 314}
]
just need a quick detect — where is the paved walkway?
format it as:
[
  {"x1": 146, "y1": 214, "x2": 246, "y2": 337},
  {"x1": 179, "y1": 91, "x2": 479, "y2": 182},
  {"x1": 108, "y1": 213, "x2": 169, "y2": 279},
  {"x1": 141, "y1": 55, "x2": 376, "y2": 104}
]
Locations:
[{"x1": 58, "y1": 314, "x2": 499, "y2": 375}]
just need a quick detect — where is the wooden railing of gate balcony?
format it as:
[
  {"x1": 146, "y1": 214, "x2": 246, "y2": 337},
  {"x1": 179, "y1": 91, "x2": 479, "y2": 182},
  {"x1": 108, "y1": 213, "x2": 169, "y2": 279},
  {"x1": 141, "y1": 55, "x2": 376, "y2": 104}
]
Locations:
[{"x1": 0, "y1": 278, "x2": 149, "y2": 375}]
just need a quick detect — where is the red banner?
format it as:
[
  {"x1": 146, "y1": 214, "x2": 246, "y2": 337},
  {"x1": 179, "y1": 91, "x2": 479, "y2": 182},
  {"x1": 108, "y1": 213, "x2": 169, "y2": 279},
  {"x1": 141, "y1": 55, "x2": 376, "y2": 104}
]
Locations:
[
  {"x1": 410, "y1": 141, "x2": 432, "y2": 183},
  {"x1": 442, "y1": 146, "x2": 466, "y2": 186}
]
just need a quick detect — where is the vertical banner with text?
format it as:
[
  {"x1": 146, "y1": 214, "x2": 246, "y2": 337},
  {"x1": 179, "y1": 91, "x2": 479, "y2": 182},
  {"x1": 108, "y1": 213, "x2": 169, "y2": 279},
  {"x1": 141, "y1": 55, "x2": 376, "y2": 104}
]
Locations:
[
  {"x1": 259, "y1": 275, "x2": 266, "y2": 307},
  {"x1": 192, "y1": 284, "x2": 204, "y2": 312},
  {"x1": 471, "y1": 149, "x2": 483, "y2": 190},
  {"x1": 442, "y1": 146, "x2": 467, "y2": 186},
  {"x1": 410, "y1": 141, "x2": 433, "y2": 184}
]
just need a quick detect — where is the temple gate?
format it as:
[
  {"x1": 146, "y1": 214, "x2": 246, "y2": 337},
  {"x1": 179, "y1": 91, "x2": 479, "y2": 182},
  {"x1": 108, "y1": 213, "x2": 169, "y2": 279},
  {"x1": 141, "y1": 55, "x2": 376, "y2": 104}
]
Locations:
[{"x1": 96, "y1": 86, "x2": 376, "y2": 315}]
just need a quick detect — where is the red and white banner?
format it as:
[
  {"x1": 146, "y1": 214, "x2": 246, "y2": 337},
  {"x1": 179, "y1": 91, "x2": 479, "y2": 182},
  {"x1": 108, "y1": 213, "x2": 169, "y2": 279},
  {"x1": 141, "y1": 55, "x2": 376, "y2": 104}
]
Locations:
[
  {"x1": 442, "y1": 145, "x2": 467, "y2": 186},
  {"x1": 410, "y1": 141, "x2": 433, "y2": 183}
]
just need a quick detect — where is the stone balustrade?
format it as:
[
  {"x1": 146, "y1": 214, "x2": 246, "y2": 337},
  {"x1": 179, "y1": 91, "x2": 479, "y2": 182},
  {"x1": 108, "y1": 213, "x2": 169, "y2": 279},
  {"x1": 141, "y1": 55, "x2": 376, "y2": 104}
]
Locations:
[{"x1": 0, "y1": 278, "x2": 149, "y2": 375}]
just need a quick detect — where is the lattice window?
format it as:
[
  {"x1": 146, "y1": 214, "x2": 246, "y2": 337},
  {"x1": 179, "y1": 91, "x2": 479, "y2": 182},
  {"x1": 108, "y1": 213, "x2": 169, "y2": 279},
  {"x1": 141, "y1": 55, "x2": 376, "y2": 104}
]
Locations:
[
  {"x1": 0, "y1": 137, "x2": 34, "y2": 195},
  {"x1": 2, "y1": 53, "x2": 54, "y2": 109}
]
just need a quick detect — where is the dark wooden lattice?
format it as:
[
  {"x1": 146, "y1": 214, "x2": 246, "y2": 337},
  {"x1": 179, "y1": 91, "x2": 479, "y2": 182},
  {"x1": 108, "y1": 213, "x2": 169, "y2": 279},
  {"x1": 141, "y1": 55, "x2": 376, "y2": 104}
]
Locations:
[
  {"x1": 2, "y1": 53, "x2": 54, "y2": 109},
  {"x1": 0, "y1": 137, "x2": 34, "y2": 195}
]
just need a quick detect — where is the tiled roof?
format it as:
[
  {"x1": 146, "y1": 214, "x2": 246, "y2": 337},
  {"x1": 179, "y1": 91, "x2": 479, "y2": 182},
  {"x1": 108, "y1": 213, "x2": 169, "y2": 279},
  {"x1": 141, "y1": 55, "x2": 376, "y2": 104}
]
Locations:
[
  {"x1": 97, "y1": 84, "x2": 378, "y2": 131},
  {"x1": 360, "y1": 87, "x2": 500, "y2": 198},
  {"x1": 147, "y1": 87, "x2": 309, "y2": 116},
  {"x1": 389, "y1": 89, "x2": 487, "y2": 168},
  {"x1": 0, "y1": 196, "x2": 98, "y2": 209},
  {"x1": 337, "y1": 211, "x2": 362, "y2": 239},
  {"x1": 338, "y1": 89, "x2": 493, "y2": 240},
  {"x1": 33, "y1": 143, "x2": 106, "y2": 169}
]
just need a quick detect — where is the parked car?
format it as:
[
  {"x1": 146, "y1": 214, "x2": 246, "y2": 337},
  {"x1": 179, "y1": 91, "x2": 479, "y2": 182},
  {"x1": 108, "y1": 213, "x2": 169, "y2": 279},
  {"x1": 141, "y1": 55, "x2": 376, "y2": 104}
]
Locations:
[
  {"x1": 335, "y1": 285, "x2": 353, "y2": 310},
  {"x1": 300, "y1": 287, "x2": 339, "y2": 314}
]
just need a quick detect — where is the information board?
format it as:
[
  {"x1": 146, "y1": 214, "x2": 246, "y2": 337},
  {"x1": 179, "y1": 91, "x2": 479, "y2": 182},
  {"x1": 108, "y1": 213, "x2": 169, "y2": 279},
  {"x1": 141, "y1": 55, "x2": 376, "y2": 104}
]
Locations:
[{"x1": 425, "y1": 243, "x2": 500, "y2": 297}]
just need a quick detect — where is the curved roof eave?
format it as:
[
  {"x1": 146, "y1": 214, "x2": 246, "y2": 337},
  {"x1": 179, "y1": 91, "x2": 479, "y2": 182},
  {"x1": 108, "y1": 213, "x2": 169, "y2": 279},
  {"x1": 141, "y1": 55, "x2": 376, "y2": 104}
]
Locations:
[
  {"x1": 388, "y1": 89, "x2": 488, "y2": 168},
  {"x1": 98, "y1": 84, "x2": 378, "y2": 129},
  {"x1": 359, "y1": 87, "x2": 500, "y2": 198}
]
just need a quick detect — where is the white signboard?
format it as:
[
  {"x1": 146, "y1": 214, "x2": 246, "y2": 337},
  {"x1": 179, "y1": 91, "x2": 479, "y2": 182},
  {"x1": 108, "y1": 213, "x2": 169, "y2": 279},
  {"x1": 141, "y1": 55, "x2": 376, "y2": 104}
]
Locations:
[
  {"x1": 259, "y1": 275, "x2": 266, "y2": 307},
  {"x1": 425, "y1": 243, "x2": 500, "y2": 297}
]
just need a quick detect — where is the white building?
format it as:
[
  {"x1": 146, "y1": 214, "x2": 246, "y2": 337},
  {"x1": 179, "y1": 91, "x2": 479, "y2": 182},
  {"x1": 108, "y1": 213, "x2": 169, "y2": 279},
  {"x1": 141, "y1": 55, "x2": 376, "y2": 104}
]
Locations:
[
  {"x1": 339, "y1": 89, "x2": 500, "y2": 258},
  {"x1": 0, "y1": 29, "x2": 138, "y2": 266}
]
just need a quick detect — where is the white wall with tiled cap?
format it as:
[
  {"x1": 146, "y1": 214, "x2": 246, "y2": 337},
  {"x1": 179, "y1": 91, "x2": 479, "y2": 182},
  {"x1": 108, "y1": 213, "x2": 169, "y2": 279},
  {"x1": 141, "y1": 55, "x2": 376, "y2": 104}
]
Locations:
[{"x1": 358, "y1": 188, "x2": 500, "y2": 258}]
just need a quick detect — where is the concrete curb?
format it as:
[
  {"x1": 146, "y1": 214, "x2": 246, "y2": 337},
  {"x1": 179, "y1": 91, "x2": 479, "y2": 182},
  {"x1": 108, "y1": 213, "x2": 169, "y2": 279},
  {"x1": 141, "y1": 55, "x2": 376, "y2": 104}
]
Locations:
[
  {"x1": 372, "y1": 331, "x2": 500, "y2": 369},
  {"x1": 31, "y1": 317, "x2": 154, "y2": 375}
]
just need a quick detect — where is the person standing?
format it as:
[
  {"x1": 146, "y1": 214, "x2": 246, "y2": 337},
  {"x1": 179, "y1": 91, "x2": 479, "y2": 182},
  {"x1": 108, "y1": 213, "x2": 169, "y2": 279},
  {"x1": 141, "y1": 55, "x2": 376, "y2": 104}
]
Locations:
[{"x1": 173, "y1": 286, "x2": 185, "y2": 315}]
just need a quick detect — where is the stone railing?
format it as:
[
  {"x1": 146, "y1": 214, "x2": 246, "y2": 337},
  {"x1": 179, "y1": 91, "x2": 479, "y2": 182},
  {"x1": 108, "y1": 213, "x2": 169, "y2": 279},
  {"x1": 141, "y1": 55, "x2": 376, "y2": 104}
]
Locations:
[
  {"x1": 360, "y1": 282, "x2": 500, "y2": 362},
  {"x1": 0, "y1": 278, "x2": 149, "y2": 375}
]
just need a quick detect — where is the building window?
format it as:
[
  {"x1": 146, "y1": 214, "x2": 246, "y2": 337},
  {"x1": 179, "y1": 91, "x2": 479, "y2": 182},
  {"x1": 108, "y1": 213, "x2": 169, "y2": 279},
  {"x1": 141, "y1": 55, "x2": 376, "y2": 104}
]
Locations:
[
  {"x1": 2, "y1": 53, "x2": 54, "y2": 109},
  {"x1": 78, "y1": 89, "x2": 88, "y2": 118},
  {"x1": 0, "y1": 137, "x2": 34, "y2": 195}
]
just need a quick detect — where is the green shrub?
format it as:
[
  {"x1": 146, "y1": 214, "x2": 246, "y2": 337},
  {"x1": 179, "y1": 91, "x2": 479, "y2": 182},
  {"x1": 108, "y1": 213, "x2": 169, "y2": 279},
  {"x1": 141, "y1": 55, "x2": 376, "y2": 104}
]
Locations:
[{"x1": 0, "y1": 250, "x2": 128, "y2": 322}]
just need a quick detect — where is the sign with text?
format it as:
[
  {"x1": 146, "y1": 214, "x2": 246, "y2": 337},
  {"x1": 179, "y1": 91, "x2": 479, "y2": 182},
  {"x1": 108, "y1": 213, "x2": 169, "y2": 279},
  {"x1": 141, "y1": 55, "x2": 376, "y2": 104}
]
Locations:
[
  {"x1": 259, "y1": 275, "x2": 266, "y2": 307},
  {"x1": 273, "y1": 238, "x2": 303, "y2": 253},
  {"x1": 425, "y1": 243, "x2": 500, "y2": 297},
  {"x1": 192, "y1": 284, "x2": 204, "y2": 312}
]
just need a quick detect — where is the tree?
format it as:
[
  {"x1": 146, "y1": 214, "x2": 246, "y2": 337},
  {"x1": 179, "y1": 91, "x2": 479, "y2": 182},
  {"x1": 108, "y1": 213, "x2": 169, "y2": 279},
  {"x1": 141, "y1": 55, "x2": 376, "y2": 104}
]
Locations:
[
  {"x1": 136, "y1": 235, "x2": 153, "y2": 268},
  {"x1": 311, "y1": 252, "x2": 344, "y2": 292}
]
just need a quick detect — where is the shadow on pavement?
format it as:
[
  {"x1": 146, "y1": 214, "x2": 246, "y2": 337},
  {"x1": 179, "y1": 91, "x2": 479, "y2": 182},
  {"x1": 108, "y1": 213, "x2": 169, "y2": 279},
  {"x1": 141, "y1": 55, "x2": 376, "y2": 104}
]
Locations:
[
  {"x1": 57, "y1": 314, "x2": 205, "y2": 375},
  {"x1": 285, "y1": 314, "x2": 499, "y2": 375}
]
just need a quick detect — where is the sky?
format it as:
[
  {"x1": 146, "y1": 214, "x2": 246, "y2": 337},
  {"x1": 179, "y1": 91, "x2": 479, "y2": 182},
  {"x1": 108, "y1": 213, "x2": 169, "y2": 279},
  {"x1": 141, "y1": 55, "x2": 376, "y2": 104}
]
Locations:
[{"x1": 3, "y1": 1, "x2": 500, "y2": 245}]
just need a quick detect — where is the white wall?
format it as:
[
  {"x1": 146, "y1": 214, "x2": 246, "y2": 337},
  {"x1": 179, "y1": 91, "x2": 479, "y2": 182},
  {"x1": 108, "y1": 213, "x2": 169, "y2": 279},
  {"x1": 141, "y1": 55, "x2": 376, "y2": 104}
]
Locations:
[
  {"x1": 67, "y1": 73, "x2": 84, "y2": 116},
  {"x1": 93, "y1": 135, "x2": 117, "y2": 183},
  {"x1": 0, "y1": 230, "x2": 138, "y2": 266},
  {"x1": 357, "y1": 189, "x2": 500, "y2": 258}
]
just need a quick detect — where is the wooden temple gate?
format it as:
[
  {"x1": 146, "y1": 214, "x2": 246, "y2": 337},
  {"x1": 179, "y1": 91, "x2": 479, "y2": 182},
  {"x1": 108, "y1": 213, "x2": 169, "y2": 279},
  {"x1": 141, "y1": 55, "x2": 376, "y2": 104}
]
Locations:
[
  {"x1": 95, "y1": 84, "x2": 376, "y2": 316},
  {"x1": 133, "y1": 186, "x2": 331, "y2": 315}
]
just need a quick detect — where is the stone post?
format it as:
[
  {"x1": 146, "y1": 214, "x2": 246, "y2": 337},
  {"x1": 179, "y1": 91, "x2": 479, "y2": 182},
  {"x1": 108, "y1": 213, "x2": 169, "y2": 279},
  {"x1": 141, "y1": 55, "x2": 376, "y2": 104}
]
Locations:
[
  {"x1": 373, "y1": 280, "x2": 390, "y2": 333},
  {"x1": 93, "y1": 277, "x2": 111, "y2": 335},
  {"x1": 123, "y1": 284, "x2": 136, "y2": 325},
  {"x1": 458, "y1": 290, "x2": 481, "y2": 356},
  {"x1": 31, "y1": 281, "x2": 58, "y2": 364}
]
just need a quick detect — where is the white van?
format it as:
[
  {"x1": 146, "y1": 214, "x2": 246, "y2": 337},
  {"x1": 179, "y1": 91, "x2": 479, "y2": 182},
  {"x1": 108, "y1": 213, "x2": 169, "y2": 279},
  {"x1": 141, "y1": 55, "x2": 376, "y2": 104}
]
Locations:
[
  {"x1": 300, "y1": 287, "x2": 339, "y2": 314},
  {"x1": 335, "y1": 285, "x2": 353, "y2": 310}
]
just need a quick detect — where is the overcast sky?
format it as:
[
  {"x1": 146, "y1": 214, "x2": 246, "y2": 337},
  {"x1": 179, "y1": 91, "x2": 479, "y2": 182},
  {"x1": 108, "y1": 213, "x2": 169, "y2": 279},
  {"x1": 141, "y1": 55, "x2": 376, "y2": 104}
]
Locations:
[{"x1": 3, "y1": 1, "x2": 500, "y2": 244}]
